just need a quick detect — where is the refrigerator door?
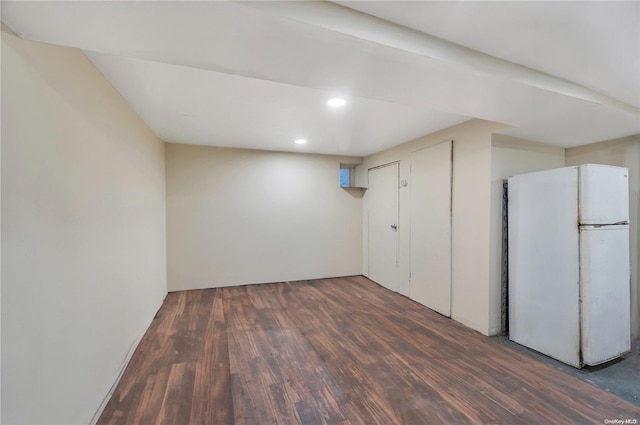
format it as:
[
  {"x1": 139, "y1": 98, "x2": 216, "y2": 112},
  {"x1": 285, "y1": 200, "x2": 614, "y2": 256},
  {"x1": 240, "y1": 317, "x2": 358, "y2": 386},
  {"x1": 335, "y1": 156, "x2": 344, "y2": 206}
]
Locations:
[
  {"x1": 579, "y1": 164, "x2": 629, "y2": 225},
  {"x1": 508, "y1": 166, "x2": 581, "y2": 368},
  {"x1": 580, "y1": 225, "x2": 631, "y2": 366}
]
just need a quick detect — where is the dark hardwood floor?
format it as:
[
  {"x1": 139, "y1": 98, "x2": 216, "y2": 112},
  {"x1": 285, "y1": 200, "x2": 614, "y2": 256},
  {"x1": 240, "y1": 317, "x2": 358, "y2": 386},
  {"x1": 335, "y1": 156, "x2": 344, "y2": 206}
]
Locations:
[{"x1": 97, "y1": 276, "x2": 640, "y2": 424}]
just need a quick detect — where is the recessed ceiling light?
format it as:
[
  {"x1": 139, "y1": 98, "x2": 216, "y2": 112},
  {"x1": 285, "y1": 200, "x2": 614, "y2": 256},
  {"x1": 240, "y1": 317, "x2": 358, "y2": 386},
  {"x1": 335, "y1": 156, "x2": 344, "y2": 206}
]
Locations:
[
  {"x1": 328, "y1": 98, "x2": 346, "y2": 107},
  {"x1": 295, "y1": 139, "x2": 308, "y2": 145}
]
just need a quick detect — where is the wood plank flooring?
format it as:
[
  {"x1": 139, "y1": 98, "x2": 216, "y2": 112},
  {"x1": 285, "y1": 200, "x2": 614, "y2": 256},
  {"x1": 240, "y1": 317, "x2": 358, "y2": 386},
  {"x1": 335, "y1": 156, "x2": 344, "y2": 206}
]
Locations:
[{"x1": 97, "y1": 276, "x2": 640, "y2": 424}]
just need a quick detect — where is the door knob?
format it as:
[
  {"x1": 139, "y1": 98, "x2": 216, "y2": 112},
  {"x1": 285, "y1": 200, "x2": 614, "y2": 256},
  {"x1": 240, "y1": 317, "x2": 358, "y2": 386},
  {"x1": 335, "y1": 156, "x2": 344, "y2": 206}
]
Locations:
[{"x1": 390, "y1": 224, "x2": 398, "y2": 230}]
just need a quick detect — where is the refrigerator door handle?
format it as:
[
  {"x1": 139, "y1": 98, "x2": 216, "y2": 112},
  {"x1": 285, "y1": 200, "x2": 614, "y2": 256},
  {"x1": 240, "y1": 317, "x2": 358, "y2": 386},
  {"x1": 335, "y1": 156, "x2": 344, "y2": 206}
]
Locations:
[{"x1": 579, "y1": 222, "x2": 629, "y2": 229}]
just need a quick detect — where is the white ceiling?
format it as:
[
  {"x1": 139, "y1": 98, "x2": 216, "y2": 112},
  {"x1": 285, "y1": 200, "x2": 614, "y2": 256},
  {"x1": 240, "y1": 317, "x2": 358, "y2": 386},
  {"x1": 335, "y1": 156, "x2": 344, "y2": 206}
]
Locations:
[
  {"x1": 336, "y1": 1, "x2": 640, "y2": 110},
  {"x1": 2, "y1": 1, "x2": 639, "y2": 156}
]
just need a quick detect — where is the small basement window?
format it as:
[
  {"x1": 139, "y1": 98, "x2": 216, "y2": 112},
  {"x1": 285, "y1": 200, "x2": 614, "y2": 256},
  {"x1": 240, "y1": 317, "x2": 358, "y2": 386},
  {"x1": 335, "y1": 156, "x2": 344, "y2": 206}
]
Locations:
[{"x1": 340, "y1": 164, "x2": 355, "y2": 187}]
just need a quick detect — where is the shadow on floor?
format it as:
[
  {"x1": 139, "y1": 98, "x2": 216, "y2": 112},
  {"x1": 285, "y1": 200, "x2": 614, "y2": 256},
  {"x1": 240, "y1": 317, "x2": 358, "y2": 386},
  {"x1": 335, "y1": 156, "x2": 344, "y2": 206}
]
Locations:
[{"x1": 492, "y1": 336, "x2": 640, "y2": 407}]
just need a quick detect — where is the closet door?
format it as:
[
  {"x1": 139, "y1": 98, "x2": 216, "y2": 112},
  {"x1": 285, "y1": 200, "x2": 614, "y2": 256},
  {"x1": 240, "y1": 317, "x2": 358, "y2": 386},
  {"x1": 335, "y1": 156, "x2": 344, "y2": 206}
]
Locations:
[
  {"x1": 410, "y1": 141, "x2": 452, "y2": 316},
  {"x1": 368, "y1": 162, "x2": 400, "y2": 292}
]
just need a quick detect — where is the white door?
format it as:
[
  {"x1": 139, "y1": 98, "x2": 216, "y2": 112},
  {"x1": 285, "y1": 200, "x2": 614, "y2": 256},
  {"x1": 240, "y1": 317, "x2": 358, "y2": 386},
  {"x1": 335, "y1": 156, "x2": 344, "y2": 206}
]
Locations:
[
  {"x1": 409, "y1": 141, "x2": 452, "y2": 317},
  {"x1": 579, "y1": 164, "x2": 629, "y2": 225},
  {"x1": 580, "y1": 225, "x2": 631, "y2": 366},
  {"x1": 368, "y1": 163, "x2": 399, "y2": 292},
  {"x1": 508, "y1": 166, "x2": 581, "y2": 368}
]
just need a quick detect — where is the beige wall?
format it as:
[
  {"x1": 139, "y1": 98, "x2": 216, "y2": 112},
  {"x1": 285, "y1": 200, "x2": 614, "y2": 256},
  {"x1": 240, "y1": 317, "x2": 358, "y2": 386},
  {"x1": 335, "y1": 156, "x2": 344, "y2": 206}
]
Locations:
[
  {"x1": 1, "y1": 28, "x2": 167, "y2": 425},
  {"x1": 490, "y1": 135, "x2": 566, "y2": 334},
  {"x1": 566, "y1": 136, "x2": 640, "y2": 339},
  {"x1": 357, "y1": 119, "x2": 511, "y2": 335},
  {"x1": 166, "y1": 144, "x2": 362, "y2": 291}
]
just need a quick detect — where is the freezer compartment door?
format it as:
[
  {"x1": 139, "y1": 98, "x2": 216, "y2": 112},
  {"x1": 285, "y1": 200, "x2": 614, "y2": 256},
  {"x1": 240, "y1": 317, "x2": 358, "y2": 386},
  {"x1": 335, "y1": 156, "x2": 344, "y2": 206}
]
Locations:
[
  {"x1": 508, "y1": 167, "x2": 581, "y2": 368},
  {"x1": 579, "y1": 164, "x2": 629, "y2": 225},
  {"x1": 580, "y1": 225, "x2": 631, "y2": 366}
]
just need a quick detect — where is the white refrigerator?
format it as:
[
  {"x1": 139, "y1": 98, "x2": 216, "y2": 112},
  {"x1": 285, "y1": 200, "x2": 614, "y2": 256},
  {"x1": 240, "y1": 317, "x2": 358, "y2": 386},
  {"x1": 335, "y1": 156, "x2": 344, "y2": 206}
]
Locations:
[{"x1": 508, "y1": 164, "x2": 630, "y2": 368}]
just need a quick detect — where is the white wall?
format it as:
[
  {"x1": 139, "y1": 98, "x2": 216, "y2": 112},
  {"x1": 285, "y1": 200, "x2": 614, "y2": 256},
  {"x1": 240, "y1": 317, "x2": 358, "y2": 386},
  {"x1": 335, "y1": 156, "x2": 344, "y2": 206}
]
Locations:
[
  {"x1": 166, "y1": 144, "x2": 362, "y2": 291},
  {"x1": 565, "y1": 136, "x2": 640, "y2": 339},
  {"x1": 1, "y1": 28, "x2": 167, "y2": 425},
  {"x1": 490, "y1": 135, "x2": 565, "y2": 334},
  {"x1": 357, "y1": 119, "x2": 511, "y2": 335}
]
